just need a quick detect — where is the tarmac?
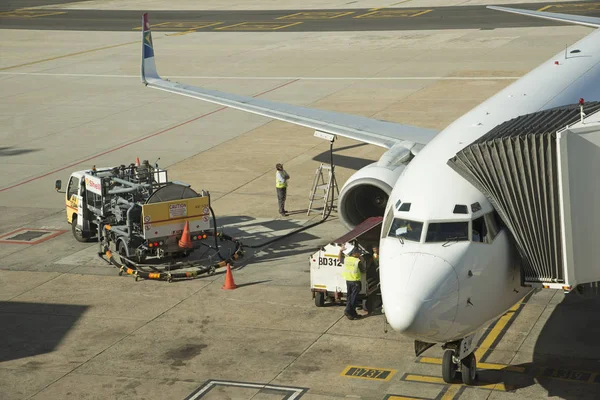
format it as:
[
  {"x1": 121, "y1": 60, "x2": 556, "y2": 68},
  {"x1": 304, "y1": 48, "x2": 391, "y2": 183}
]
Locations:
[
  {"x1": 2, "y1": 0, "x2": 600, "y2": 399},
  {"x1": 2, "y1": 2, "x2": 600, "y2": 32}
]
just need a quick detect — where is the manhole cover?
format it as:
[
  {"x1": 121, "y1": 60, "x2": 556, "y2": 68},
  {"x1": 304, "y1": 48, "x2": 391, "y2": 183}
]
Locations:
[
  {"x1": 9, "y1": 231, "x2": 47, "y2": 241},
  {"x1": 0, "y1": 228, "x2": 68, "y2": 245}
]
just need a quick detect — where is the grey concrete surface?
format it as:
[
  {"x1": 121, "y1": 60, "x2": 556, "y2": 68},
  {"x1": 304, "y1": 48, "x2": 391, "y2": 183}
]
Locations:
[{"x1": 1, "y1": 3, "x2": 600, "y2": 399}]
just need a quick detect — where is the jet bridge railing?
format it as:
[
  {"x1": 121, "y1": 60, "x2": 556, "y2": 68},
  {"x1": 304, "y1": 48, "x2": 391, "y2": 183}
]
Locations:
[{"x1": 447, "y1": 101, "x2": 600, "y2": 291}]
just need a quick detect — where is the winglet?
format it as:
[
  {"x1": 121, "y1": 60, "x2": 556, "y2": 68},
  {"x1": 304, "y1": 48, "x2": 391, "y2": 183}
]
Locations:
[
  {"x1": 141, "y1": 13, "x2": 160, "y2": 84},
  {"x1": 487, "y1": 6, "x2": 600, "y2": 28}
]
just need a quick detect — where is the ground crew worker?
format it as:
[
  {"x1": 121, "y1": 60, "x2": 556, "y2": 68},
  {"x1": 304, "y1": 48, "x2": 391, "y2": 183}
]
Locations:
[
  {"x1": 339, "y1": 244, "x2": 366, "y2": 320},
  {"x1": 275, "y1": 163, "x2": 290, "y2": 216}
]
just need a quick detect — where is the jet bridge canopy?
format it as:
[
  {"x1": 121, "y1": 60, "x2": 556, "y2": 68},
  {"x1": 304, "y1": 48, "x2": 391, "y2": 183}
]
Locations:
[{"x1": 447, "y1": 102, "x2": 600, "y2": 291}]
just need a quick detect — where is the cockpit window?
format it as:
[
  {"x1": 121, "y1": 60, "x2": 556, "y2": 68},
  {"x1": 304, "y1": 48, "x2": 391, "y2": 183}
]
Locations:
[
  {"x1": 425, "y1": 222, "x2": 469, "y2": 243},
  {"x1": 388, "y1": 218, "x2": 423, "y2": 242},
  {"x1": 398, "y1": 202, "x2": 411, "y2": 212},
  {"x1": 394, "y1": 199, "x2": 402, "y2": 210},
  {"x1": 381, "y1": 207, "x2": 395, "y2": 239}
]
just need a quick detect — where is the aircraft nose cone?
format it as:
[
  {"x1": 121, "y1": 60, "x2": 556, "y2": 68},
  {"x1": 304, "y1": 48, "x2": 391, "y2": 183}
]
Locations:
[
  {"x1": 385, "y1": 293, "x2": 422, "y2": 333},
  {"x1": 380, "y1": 252, "x2": 459, "y2": 341}
]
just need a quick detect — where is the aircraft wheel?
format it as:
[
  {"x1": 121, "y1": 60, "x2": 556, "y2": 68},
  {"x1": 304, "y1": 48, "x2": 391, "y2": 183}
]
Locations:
[
  {"x1": 315, "y1": 291, "x2": 325, "y2": 307},
  {"x1": 442, "y1": 349, "x2": 457, "y2": 383},
  {"x1": 461, "y1": 352, "x2": 477, "y2": 385}
]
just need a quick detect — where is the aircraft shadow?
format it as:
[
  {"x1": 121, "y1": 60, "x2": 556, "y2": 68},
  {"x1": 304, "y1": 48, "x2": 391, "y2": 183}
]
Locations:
[
  {"x1": 312, "y1": 143, "x2": 374, "y2": 171},
  {"x1": 0, "y1": 301, "x2": 88, "y2": 363},
  {"x1": 470, "y1": 288, "x2": 600, "y2": 399},
  {"x1": 0, "y1": 147, "x2": 39, "y2": 157}
]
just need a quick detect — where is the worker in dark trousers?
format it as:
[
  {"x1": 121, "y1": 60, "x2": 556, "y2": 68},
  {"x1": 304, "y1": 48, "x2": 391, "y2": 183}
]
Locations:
[
  {"x1": 339, "y1": 244, "x2": 366, "y2": 320},
  {"x1": 275, "y1": 163, "x2": 290, "y2": 216}
]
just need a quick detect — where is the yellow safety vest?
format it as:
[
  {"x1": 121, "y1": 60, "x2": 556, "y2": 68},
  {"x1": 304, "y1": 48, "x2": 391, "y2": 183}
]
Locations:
[
  {"x1": 342, "y1": 256, "x2": 361, "y2": 281},
  {"x1": 276, "y1": 171, "x2": 287, "y2": 188}
]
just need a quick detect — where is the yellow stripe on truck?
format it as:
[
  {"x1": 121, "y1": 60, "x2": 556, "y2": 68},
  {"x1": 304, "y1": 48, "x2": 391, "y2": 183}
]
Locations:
[{"x1": 142, "y1": 196, "x2": 211, "y2": 239}]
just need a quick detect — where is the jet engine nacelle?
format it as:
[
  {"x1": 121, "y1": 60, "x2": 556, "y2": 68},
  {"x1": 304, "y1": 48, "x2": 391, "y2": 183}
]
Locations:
[{"x1": 338, "y1": 142, "x2": 416, "y2": 229}]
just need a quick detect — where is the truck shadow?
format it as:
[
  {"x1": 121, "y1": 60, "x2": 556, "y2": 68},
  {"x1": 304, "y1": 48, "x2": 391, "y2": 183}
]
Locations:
[
  {"x1": 472, "y1": 288, "x2": 600, "y2": 399},
  {"x1": 0, "y1": 301, "x2": 88, "y2": 363}
]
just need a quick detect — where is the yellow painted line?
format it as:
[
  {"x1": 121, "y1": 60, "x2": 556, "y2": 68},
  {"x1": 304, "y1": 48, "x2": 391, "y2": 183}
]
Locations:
[
  {"x1": 548, "y1": 3, "x2": 600, "y2": 10},
  {"x1": 167, "y1": 31, "x2": 195, "y2": 36},
  {"x1": 341, "y1": 365, "x2": 397, "y2": 381},
  {"x1": 165, "y1": 22, "x2": 224, "y2": 36},
  {"x1": 277, "y1": 11, "x2": 303, "y2": 19},
  {"x1": 411, "y1": 9, "x2": 433, "y2": 17},
  {"x1": 323, "y1": 254, "x2": 339, "y2": 258},
  {"x1": 276, "y1": 11, "x2": 354, "y2": 19},
  {"x1": 419, "y1": 357, "x2": 525, "y2": 373},
  {"x1": 215, "y1": 21, "x2": 302, "y2": 31},
  {"x1": 475, "y1": 302, "x2": 520, "y2": 361},
  {"x1": 354, "y1": 9, "x2": 433, "y2": 19},
  {"x1": 386, "y1": 396, "x2": 426, "y2": 400},
  {"x1": 404, "y1": 374, "x2": 508, "y2": 391},
  {"x1": 441, "y1": 385, "x2": 461, "y2": 400},
  {"x1": 0, "y1": 40, "x2": 138, "y2": 71},
  {"x1": 537, "y1": 5, "x2": 553, "y2": 11},
  {"x1": 132, "y1": 21, "x2": 171, "y2": 30},
  {"x1": 157, "y1": 22, "x2": 222, "y2": 30},
  {"x1": 0, "y1": 10, "x2": 66, "y2": 18},
  {"x1": 354, "y1": 10, "x2": 379, "y2": 19}
]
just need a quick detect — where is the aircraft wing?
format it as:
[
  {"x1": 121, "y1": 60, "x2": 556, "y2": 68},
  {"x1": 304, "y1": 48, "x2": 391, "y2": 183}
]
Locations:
[
  {"x1": 140, "y1": 14, "x2": 438, "y2": 149},
  {"x1": 487, "y1": 6, "x2": 600, "y2": 28}
]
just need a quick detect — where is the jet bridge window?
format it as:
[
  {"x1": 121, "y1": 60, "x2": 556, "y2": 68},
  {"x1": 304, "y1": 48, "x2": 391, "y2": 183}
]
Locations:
[
  {"x1": 425, "y1": 222, "x2": 469, "y2": 243},
  {"x1": 388, "y1": 218, "x2": 423, "y2": 242}
]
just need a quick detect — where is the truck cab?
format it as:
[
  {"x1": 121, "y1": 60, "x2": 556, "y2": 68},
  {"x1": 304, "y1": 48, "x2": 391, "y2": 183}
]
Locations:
[{"x1": 58, "y1": 169, "x2": 103, "y2": 242}]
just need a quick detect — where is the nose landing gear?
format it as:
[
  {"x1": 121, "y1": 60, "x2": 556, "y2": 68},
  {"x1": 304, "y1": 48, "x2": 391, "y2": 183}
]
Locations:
[
  {"x1": 442, "y1": 348, "x2": 478, "y2": 385},
  {"x1": 460, "y1": 352, "x2": 477, "y2": 385},
  {"x1": 442, "y1": 349, "x2": 458, "y2": 382},
  {"x1": 441, "y1": 333, "x2": 479, "y2": 385}
]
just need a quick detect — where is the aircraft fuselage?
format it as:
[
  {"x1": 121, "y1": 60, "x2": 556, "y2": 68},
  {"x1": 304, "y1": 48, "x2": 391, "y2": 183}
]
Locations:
[{"x1": 379, "y1": 27, "x2": 600, "y2": 344}]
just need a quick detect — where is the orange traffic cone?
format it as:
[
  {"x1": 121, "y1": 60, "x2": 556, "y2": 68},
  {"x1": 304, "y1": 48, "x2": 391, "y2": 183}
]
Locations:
[
  {"x1": 178, "y1": 221, "x2": 193, "y2": 249},
  {"x1": 135, "y1": 157, "x2": 140, "y2": 166},
  {"x1": 221, "y1": 263, "x2": 238, "y2": 290}
]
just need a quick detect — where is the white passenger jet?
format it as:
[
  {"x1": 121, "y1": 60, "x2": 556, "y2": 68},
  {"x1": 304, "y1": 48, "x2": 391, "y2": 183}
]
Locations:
[{"x1": 140, "y1": 7, "x2": 600, "y2": 384}]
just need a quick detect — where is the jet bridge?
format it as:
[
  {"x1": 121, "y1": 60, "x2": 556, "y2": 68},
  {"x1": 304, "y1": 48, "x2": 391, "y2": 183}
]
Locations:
[{"x1": 448, "y1": 101, "x2": 600, "y2": 291}]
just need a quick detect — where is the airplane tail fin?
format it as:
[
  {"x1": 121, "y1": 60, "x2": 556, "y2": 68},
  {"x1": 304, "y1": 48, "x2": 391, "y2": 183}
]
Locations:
[
  {"x1": 141, "y1": 13, "x2": 160, "y2": 84},
  {"x1": 487, "y1": 6, "x2": 600, "y2": 28}
]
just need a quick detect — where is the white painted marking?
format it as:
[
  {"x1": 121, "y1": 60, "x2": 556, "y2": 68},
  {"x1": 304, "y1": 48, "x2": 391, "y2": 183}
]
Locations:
[
  {"x1": 0, "y1": 71, "x2": 520, "y2": 80},
  {"x1": 186, "y1": 380, "x2": 305, "y2": 400}
]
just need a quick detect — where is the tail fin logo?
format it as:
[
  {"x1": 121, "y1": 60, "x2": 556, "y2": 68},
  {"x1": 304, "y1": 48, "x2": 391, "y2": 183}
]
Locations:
[
  {"x1": 144, "y1": 31, "x2": 153, "y2": 48},
  {"x1": 142, "y1": 16, "x2": 154, "y2": 59}
]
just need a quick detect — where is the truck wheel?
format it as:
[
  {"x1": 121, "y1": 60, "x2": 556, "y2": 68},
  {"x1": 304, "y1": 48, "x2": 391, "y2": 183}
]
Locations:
[
  {"x1": 315, "y1": 291, "x2": 325, "y2": 307},
  {"x1": 71, "y1": 215, "x2": 89, "y2": 243},
  {"x1": 117, "y1": 240, "x2": 133, "y2": 267}
]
